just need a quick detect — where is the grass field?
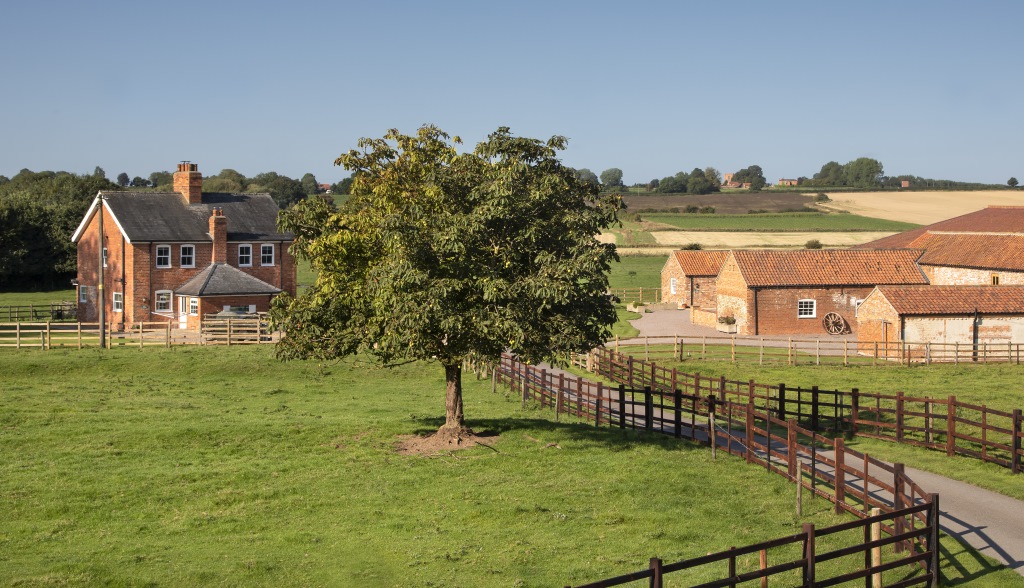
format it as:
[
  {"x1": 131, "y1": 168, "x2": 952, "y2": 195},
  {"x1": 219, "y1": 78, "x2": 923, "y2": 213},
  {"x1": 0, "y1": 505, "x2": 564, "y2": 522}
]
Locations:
[
  {"x1": 0, "y1": 289, "x2": 76, "y2": 306},
  {"x1": 643, "y1": 212, "x2": 919, "y2": 232},
  {"x1": 617, "y1": 357, "x2": 1024, "y2": 501},
  {"x1": 1, "y1": 346, "x2": 1018, "y2": 586}
]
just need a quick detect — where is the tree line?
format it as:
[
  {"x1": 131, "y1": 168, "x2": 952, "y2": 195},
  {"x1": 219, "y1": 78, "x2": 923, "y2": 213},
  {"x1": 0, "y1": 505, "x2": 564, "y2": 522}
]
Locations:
[{"x1": 0, "y1": 166, "x2": 329, "y2": 292}]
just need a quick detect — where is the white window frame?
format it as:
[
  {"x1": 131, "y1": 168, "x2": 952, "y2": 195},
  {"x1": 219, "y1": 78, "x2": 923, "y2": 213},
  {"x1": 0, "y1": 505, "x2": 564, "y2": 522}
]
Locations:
[
  {"x1": 189, "y1": 297, "x2": 199, "y2": 316},
  {"x1": 79, "y1": 286, "x2": 88, "y2": 303},
  {"x1": 102, "y1": 247, "x2": 108, "y2": 268},
  {"x1": 180, "y1": 244, "x2": 195, "y2": 268},
  {"x1": 669, "y1": 277, "x2": 677, "y2": 295},
  {"x1": 797, "y1": 299, "x2": 816, "y2": 318},
  {"x1": 261, "y1": 244, "x2": 274, "y2": 266},
  {"x1": 113, "y1": 292, "x2": 123, "y2": 313},
  {"x1": 155, "y1": 290, "x2": 172, "y2": 313},
  {"x1": 156, "y1": 245, "x2": 171, "y2": 268},
  {"x1": 238, "y1": 243, "x2": 253, "y2": 267}
]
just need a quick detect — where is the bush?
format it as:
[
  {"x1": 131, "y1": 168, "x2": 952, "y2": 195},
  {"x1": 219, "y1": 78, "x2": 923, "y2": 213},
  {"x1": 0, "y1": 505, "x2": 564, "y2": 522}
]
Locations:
[
  {"x1": 814, "y1": 193, "x2": 831, "y2": 203},
  {"x1": 681, "y1": 243, "x2": 702, "y2": 250},
  {"x1": 805, "y1": 239, "x2": 823, "y2": 249},
  {"x1": 684, "y1": 205, "x2": 699, "y2": 214},
  {"x1": 717, "y1": 315, "x2": 736, "y2": 325},
  {"x1": 747, "y1": 209, "x2": 769, "y2": 214},
  {"x1": 698, "y1": 206, "x2": 716, "y2": 214}
]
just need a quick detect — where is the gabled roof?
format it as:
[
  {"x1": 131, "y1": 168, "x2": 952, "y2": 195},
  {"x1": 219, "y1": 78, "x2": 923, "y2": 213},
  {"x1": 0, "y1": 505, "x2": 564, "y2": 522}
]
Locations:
[
  {"x1": 72, "y1": 191, "x2": 293, "y2": 243},
  {"x1": 670, "y1": 250, "x2": 730, "y2": 276},
  {"x1": 858, "y1": 206, "x2": 1024, "y2": 249},
  {"x1": 872, "y1": 285, "x2": 1024, "y2": 315},
  {"x1": 175, "y1": 263, "x2": 282, "y2": 297},
  {"x1": 729, "y1": 249, "x2": 928, "y2": 287},
  {"x1": 911, "y1": 232, "x2": 1024, "y2": 271}
]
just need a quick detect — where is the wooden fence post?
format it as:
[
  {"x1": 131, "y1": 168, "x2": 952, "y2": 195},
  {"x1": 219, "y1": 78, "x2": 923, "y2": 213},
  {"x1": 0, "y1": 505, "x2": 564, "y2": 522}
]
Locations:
[
  {"x1": 777, "y1": 383, "x2": 787, "y2": 421},
  {"x1": 850, "y1": 388, "x2": 859, "y2": 435},
  {"x1": 896, "y1": 391, "x2": 905, "y2": 443},
  {"x1": 555, "y1": 373, "x2": 564, "y2": 420},
  {"x1": 673, "y1": 389, "x2": 682, "y2": 439},
  {"x1": 803, "y1": 523, "x2": 816, "y2": 587},
  {"x1": 894, "y1": 464, "x2": 906, "y2": 553},
  {"x1": 834, "y1": 437, "x2": 845, "y2": 513},
  {"x1": 718, "y1": 375, "x2": 726, "y2": 404},
  {"x1": 644, "y1": 387, "x2": 653, "y2": 431},
  {"x1": 649, "y1": 557, "x2": 662, "y2": 588},
  {"x1": 1012, "y1": 409, "x2": 1022, "y2": 475},
  {"x1": 787, "y1": 419, "x2": 797, "y2": 480},
  {"x1": 929, "y1": 494, "x2": 940, "y2": 588},
  {"x1": 870, "y1": 507, "x2": 882, "y2": 588},
  {"x1": 745, "y1": 405, "x2": 754, "y2": 463},
  {"x1": 811, "y1": 386, "x2": 820, "y2": 432},
  {"x1": 595, "y1": 382, "x2": 603, "y2": 426},
  {"x1": 947, "y1": 396, "x2": 957, "y2": 457},
  {"x1": 77, "y1": 321, "x2": 82, "y2": 349},
  {"x1": 709, "y1": 395, "x2": 717, "y2": 460},
  {"x1": 618, "y1": 384, "x2": 626, "y2": 429}
]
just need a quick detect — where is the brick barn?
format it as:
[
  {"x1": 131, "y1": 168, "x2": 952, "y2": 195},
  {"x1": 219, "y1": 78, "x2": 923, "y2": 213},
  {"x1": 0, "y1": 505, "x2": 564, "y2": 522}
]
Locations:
[
  {"x1": 661, "y1": 250, "x2": 729, "y2": 308},
  {"x1": 856, "y1": 285, "x2": 1024, "y2": 356},
  {"x1": 713, "y1": 249, "x2": 928, "y2": 336},
  {"x1": 858, "y1": 205, "x2": 1024, "y2": 250},
  {"x1": 72, "y1": 163, "x2": 296, "y2": 331}
]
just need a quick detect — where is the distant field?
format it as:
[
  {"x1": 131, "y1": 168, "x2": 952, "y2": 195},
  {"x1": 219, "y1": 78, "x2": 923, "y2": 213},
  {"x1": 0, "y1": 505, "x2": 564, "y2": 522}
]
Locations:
[
  {"x1": 649, "y1": 231, "x2": 896, "y2": 248},
  {"x1": 824, "y1": 190, "x2": 1024, "y2": 224},
  {"x1": 643, "y1": 212, "x2": 919, "y2": 232},
  {"x1": 0, "y1": 289, "x2": 76, "y2": 306},
  {"x1": 621, "y1": 192, "x2": 815, "y2": 214}
]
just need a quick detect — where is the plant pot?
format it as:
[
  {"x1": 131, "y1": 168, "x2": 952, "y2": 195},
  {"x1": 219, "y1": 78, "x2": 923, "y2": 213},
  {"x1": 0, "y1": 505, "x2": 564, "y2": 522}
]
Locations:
[{"x1": 716, "y1": 323, "x2": 737, "y2": 334}]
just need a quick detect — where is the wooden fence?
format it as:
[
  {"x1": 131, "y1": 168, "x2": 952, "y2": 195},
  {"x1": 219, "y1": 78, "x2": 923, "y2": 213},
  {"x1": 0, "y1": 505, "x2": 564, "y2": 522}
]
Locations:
[
  {"x1": 0, "y1": 318, "x2": 278, "y2": 349},
  {"x1": 580, "y1": 347, "x2": 1024, "y2": 475},
  {"x1": 493, "y1": 355, "x2": 940, "y2": 588},
  {"x1": 0, "y1": 302, "x2": 77, "y2": 323},
  {"x1": 609, "y1": 333, "x2": 1024, "y2": 365},
  {"x1": 607, "y1": 288, "x2": 662, "y2": 305}
]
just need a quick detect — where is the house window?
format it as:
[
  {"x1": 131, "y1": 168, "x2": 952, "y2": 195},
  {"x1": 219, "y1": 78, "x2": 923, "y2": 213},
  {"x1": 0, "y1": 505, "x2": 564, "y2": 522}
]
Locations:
[
  {"x1": 113, "y1": 292, "x2": 123, "y2": 313},
  {"x1": 992, "y1": 274, "x2": 1001, "y2": 285},
  {"x1": 797, "y1": 299, "x2": 816, "y2": 318},
  {"x1": 238, "y1": 244, "x2": 252, "y2": 267},
  {"x1": 156, "y1": 245, "x2": 171, "y2": 268},
  {"x1": 261, "y1": 244, "x2": 274, "y2": 266},
  {"x1": 79, "y1": 286, "x2": 88, "y2": 303},
  {"x1": 102, "y1": 247, "x2": 108, "y2": 268},
  {"x1": 669, "y1": 277, "x2": 677, "y2": 295},
  {"x1": 181, "y1": 244, "x2": 195, "y2": 268},
  {"x1": 155, "y1": 290, "x2": 172, "y2": 312},
  {"x1": 189, "y1": 297, "x2": 199, "y2": 315}
]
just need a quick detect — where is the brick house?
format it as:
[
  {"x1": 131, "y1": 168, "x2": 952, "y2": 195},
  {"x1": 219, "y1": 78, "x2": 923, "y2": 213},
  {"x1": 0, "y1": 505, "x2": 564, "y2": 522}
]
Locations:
[
  {"x1": 72, "y1": 163, "x2": 296, "y2": 331},
  {"x1": 777, "y1": 178, "x2": 799, "y2": 187},
  {"x1": 713, "y1": 249, "x2": 928, "y2": 336},
  {"x1": 857, "y1": 285, "x2": 1024, "y2": 356},
  {"x1": 661, "y1": 250, "x2": 729, "y2": 308}
]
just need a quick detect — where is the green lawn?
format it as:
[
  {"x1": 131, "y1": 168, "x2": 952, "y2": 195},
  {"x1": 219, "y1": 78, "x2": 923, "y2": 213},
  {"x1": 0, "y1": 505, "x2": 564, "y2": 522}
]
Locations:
[
  {"x1": 643, "y1": 212, "x2": 919, "y2": 232},
  {"x1": 2, "y1": 346, "x2": 1015, "y2": 586},
  {"x1": 607, "y1": 255, "x2": 666, "y2": 291},
  {"x1": 0, "y1": 290, "x2": 76, "y2": 306}
]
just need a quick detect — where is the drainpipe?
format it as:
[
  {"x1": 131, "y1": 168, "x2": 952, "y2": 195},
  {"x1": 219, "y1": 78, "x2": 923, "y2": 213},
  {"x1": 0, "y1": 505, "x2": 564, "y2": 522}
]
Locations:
[
  {"x1": 972, "y1": 308, "x2": 980, "y2": 362},
  {"x1": 96, "y1": 195, "x2": 106, "y2": 349}
]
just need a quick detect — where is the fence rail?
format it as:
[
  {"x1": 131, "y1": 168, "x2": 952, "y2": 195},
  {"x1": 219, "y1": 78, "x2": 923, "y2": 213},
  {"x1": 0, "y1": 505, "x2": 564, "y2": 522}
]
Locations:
[
  {"x1": 492, "y1": 355, "x2": 939, "y2": 588},
  {"x1": 610, "y1": 333, "x2": 1024, "y2": 365},
  {"x1": 0, "y1": 302, "x2": 77, "y2": 323},
  {"x1": 607, "y1": 288, "x2": 662, "y2": 305},
  {"x1": 578, "y1": 347, "x2": 1024, "y2": 475},
  {"x1": 0, "y1": 318, "x2": 278, "y2": 349}
]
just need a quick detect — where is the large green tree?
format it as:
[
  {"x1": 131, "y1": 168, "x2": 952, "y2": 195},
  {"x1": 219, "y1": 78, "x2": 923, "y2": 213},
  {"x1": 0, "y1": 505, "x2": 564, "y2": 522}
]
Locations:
[
  {"x1": 732, "y1": 165, "x2": 766, "y2": 191},
  {"x1": 270, "y1": 126, "x2": 621, "y2": 441},
  {"x1": 599, "y1": 168, "x2": 623, "y2": 189},
  {"x1": 844, "y1": 157, "x2": 884, "y2": 188}
]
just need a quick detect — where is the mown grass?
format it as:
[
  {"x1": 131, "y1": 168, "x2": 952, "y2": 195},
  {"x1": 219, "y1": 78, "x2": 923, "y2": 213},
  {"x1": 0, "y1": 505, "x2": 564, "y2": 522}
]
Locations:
[
  {"x1": 607, "y1": 255, "x2": 666, "y2": 291},
  {"x1": 0, "y1": 289, "x2": 76, "y2": 306},
  {"x1": 642, "y1": 212, "x2": 919, "y2": 232},
  {"x1": 628, "y1": 357, "x2": 1024, "y2": 501},
  {"x1": 2, "y1": 346, "x2": 1016, "y2": 587}
]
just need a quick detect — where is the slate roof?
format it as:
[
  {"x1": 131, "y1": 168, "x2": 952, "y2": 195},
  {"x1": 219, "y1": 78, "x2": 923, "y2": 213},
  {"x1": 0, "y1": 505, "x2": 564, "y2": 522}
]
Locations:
[
  {"x1": 858, "y1": 206, "x2": 1024, "y2": 249},
  {"x1": 911, "y1": 233, "x2": 1024, "y2": 271},
  {"x1": 175, "y1": 263, "x2": 282, "y2": 297},
  {"x1": 73, "y1": 191, "x2": 293, "y2": 243},
  {"x1": 671, "y1": 250, "x2": 729, "y2": 276},
  {"x1": 873, "y1": 285, "x2": 1024, "y2": 315},
  {"x1": 730, "y1": 249, "x2": 929, "y2": 287}
]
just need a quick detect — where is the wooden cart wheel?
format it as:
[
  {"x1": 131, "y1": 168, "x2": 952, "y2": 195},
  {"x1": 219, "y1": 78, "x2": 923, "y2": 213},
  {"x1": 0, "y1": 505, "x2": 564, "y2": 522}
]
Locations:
[{"x1": 822, "y1": 312, "x2": 847, "y2": 335}]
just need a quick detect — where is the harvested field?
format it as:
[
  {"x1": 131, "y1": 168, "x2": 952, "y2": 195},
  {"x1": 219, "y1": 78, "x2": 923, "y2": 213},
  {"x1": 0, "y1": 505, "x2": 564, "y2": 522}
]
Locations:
[
  {"x1": 621, "y1": 192, "x2": 815, "y2": 213},
  {"x1": 650, "y1": 231, "x2": 896, "y2": 248},
  {"x1": 823, "y1": 190, "x2": 1024, "y2": 224}
]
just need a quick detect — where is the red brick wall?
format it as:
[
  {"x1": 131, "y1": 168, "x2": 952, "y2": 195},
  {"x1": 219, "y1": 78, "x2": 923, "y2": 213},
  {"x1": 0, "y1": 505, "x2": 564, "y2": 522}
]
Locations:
[
  {"x1": 691, "y1": 277, "x2": 717, "y2": 308},
  {"x1": 856, "y1": 291, "x2": 901, "y2": 357},
  {"x1": 661, "y1": 257, "x2": 686, "y2": 305},
  {"x1": 714, "y1": 255, "x2": 753, "y2": 334},
  {"x1": 753, "y1": 286, "x2": 873, "y2": 336},
  {"x1": 76, "y1": 204, "x2": 128, "y2": 326}
]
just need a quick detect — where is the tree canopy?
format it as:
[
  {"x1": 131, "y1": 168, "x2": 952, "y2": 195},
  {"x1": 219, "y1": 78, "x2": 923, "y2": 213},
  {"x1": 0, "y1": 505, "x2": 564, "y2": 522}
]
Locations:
[
  {"x1": 732, "y1": 165, "x2": 766, "y2": 191},
  {"x1": 270, "y1": 126, "x2": 622, "y2": 442},
  {"x1": 1010, "y1": 177, "x2": 1019, "y2": 188},
  {"x1": 599, "y1": 168, "x2": 623, "y2": 189}
]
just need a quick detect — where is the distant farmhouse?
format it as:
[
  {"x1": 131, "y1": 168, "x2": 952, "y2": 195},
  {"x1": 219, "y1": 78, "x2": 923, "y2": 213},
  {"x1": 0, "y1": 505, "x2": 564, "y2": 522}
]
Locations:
[{"x1": 72, "y1": 163, "x2": 296, "y2": 331}]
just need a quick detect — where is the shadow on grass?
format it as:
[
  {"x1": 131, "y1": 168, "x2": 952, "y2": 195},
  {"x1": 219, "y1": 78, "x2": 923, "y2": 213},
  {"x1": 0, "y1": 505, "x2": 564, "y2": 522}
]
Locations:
[{"x1": 408, "y1": 411, "x2": 712, "y2": 455}]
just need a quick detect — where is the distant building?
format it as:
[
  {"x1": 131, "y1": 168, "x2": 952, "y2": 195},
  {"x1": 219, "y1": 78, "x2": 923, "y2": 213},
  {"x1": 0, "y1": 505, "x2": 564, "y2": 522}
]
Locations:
[
  {"x1": 661, "y1": 250, "x2": 729, "y2": 308},
  {"x1": 778, "y1": 178, "x2": 799, "y2": 187},
  {"x1": 901, "y1": 180, "x2": 911, "y2": 188}
]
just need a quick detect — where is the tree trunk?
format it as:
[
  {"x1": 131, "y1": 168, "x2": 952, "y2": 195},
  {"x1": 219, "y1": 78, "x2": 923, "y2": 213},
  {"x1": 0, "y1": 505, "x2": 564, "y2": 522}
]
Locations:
[{"x1": 437, "y1": 362, "x2": 471, "y2": 442}]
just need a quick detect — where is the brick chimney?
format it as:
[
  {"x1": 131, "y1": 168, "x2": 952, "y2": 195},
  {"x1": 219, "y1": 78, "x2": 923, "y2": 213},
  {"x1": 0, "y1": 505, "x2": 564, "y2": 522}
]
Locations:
[
  {"x1": 174, "y1": 162, "x2": 203, "y2": 205},
  {"x1": 209, "y1": 208, "x2": 227, "y2": 263}
]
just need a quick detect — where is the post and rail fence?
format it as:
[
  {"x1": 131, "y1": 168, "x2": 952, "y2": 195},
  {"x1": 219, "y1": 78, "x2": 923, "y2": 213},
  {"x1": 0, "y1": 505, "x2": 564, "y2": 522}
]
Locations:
[
  {"x1": 0, "y1": 301, "x2": 77, "y2": 323},
  {"x1": 576, "y1": 346, "x2": 1024, "y2": 475},
  {"x1": 0, "y1": 316, "x2": 278, "y2": 349},
  {"x1": 493, "y1": 354, "x2": 940, "y2": 588}
]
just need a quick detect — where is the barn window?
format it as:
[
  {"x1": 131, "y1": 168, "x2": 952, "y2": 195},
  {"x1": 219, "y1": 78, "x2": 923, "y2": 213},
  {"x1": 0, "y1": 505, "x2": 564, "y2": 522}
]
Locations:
[
  {"x1": 181, "y1": 244, "x2": 195, "y2": 268},
  {"x1": 261, "y1": 244, "x2": 274, "y2": 266},
  {"x1": 155, "y1": 290, "x2": 172, "y2": 312},
  {"x1": 992, "y1": 274, "x2": 1001, "y2": 285},
  {"x1": 238, "y1": 244, "x2": 252, "y2": 267},
  {"x1": 797, "y1": 299, "x2": 816, "y2": 318},
  {"x1": 669, "y1": 278, "x2": 677, "y2": 295},
  {"x1": 113, "y1": 292, "x2": 123, "y2": 313},
  {"x1": 156, "y1": 245, "x2": 170, "y2": 268}
]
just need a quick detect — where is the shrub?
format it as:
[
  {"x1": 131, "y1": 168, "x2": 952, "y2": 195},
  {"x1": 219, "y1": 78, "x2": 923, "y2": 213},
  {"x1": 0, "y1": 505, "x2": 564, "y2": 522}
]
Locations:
[
  {"x1": 747, "y1": 209, "x2": 769, "y2": 214},
  {"x1": 681, "y1": 243, "x2": 702, "y2": 250},
  {"x1": 717, "y1": 315, "x2": 736, "y2": 325},
  {"x1": 698, "y1": 206, "x2": 716, "y2": 214},
  {"x1": 684, "y1": 205, "x2": 699, "y2": 214},
  {"x1": 805, "y1": 239, "x2": 823, "y2": 249},
  {"x1": 814, "y1": 193, "x2": 831, "y2": 203}
]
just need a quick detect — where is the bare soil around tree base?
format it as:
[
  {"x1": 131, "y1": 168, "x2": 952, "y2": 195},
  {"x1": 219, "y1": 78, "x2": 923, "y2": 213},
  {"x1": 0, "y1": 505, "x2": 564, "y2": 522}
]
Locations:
[{"x1": 395, "y1": 426, "x2": 499, "y2": 456}]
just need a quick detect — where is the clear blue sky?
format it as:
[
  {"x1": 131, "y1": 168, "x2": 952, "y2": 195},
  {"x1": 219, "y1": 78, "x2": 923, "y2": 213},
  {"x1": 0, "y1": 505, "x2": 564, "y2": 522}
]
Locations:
[{"x1": 2, "y1": 1, "x2": 1021, "y2": 185}]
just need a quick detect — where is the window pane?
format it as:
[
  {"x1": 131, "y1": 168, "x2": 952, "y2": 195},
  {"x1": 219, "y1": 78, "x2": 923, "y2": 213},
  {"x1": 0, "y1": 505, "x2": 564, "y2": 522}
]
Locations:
[
  {"x1": 156, "y1": 246, "x2": 170, "y2": 267},
  {"x1": 156, "y1": 291, "x2": 171, "y2": 311},
  {"x1": 181, "y1": 245, "x2": 194, "y2": 267},
  {"x1": 261, "y1": 244, "x2": 274, "y2": 265},
  {"x1": 239, "y1": 245, "x2": 251, "y2": 266}
]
